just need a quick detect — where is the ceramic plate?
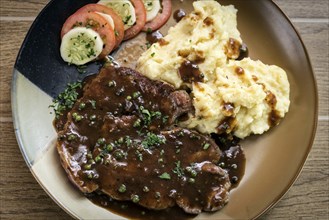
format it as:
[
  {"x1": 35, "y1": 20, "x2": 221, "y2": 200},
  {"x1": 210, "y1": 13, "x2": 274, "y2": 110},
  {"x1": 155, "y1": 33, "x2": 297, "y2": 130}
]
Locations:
[{"x1": 12, "y1": 0, "x2": 318, "y2": 219}]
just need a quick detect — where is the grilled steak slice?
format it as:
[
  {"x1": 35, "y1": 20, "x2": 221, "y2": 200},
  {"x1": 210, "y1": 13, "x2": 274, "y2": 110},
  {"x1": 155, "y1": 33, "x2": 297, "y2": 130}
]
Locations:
[
  {"x1": 80, "y1": 65, "x2": 192, "y2": 125},
  {"x1": 97, "y1": 119, "x2": 230, "y2": 213},
  {"x1": 54, "y1": 66, "x2": 192, "y2": 131},
  {"x1": 175, "y1": 162, "x2": 231, "y2": 213},
  {"x1": 56, "y1": 65, "x2": 231, "y2": 214}
]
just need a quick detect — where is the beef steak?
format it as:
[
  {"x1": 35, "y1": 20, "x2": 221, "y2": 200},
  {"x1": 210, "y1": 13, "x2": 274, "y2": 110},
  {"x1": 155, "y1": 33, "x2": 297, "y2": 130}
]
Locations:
[{"x1": 56, "y1": 65, "x2": 231, "y2": 214}]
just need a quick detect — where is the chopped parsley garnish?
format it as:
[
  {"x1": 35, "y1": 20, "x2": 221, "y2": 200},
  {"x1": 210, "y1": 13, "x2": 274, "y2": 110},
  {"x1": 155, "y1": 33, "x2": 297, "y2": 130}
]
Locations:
[
  {"x1": 152, "y1": 111, "x2": 162, "y2": 118},
  {"x1": 76, "y1": 65, "x2": 87, "y2": 74},
  {"x1": 139, "y1": 106, "x2": 162, "y2": 126},
  {"x1": 145, "y1": 42, "x2": 151, "y2": 49},
  {"x1": 133, "y1": 119, "x2": 142, "y2": 128},
  {"x1": 172, "y1": 161, "x2": 184, "y2": 177},
  {"x1": 141, "y1": 132, "x2": 166, "y2": 149},
  {"x1": 49, "y1": 81, "x2": 82, "y2": 118},
  {"x1": 89, "y1": 99, "x2": 96, "y2": 109},
  {"x1": 125, "y1": 136, "x2": 132, "y2": 146},
  {"x1": 203, "y1": 142, "x2": 210, "y2": 150},
  {"x1": 159, "y1": 172, "x2": 171, "y2": 180},
  {"x1": 135, "y1": 150, "x2": 143, "y2": 161},
  {"x1": 162, "y1": 115, "x2": 169, "y2": 124},
  {"x1": 124, "y1": 15, "x2": 132, "y2": 25},
  {"x1": 146, "y1": 27, "x2": 152, "y2": 34},
  {"x1": 141, "y1": 108, "x2": 151, "y2": 123}
]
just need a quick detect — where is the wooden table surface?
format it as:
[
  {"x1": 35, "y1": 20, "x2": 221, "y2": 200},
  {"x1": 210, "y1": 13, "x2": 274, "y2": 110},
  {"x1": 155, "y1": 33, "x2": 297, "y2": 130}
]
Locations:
[{"x1": 0, "y1": 1, "x2": 328, "y2": 219}]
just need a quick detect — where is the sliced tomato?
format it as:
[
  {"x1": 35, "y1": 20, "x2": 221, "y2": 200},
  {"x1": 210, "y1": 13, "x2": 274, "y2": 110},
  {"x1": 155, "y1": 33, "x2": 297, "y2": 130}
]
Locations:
[
  {"x1": 61, "y1": 11, "x2": 116, "y2": 58},
  {"x1": 142, "y1": 0, "x2": 172, "y2": 32},
  {"x1": 75, "y1": 4, "x2": 125, "y2": 48},
  {"x1": 124, "y1": 0, "x2": 147, "y2": 40}
]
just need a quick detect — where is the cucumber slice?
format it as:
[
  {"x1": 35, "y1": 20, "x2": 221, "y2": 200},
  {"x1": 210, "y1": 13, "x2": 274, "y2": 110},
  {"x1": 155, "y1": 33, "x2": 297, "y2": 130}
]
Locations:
[
  {"x1": 96, "y1": 12, "x2": 115, "y2": 30},
  {"x1": 60, "y1": 27, "x2": 104, "y2": 65},
  {"x1": 98, "y1": 0, "x2": 136, "y2": 30},
  {"x1": 143, "y1": 0, "x2": 161, "y2": 22}
]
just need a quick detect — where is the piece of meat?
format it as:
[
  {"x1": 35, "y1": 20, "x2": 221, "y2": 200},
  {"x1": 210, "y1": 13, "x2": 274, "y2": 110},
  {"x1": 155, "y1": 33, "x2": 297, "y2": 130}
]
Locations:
[
  {"x1": 54, "y1": 66, "x2": 192, "y2": 131},
  {"x1": 97, "y1": 125, "x2": 230, "y2": 213},
  {"x1": 176, "y1": 162, "x2": 231, "y2": 213},
  {"x1": 79, "y1": 65, "x2": 192, "y2": 125},
  {"x1": 56, "y1": 65, "x2": 231, "y2": 214}
]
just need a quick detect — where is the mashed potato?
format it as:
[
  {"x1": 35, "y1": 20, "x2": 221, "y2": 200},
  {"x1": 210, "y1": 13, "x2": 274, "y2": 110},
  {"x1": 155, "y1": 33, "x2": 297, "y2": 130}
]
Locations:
[
  {"x1": 181, "y1": 58, "x2": 290, "y2": 138},
  {"x1": 137, "y1": 0, "x2": 290, "y2": 139},
  {"x1": 137, "y1": 0, "x2": 242, "y2": 88}
]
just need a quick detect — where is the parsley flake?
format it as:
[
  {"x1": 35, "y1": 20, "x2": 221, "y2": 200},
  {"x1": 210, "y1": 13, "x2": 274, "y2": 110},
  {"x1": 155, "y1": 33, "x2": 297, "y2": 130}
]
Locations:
[{"x1": 159, "y1": 172, "x2": 171, "y2": 180}]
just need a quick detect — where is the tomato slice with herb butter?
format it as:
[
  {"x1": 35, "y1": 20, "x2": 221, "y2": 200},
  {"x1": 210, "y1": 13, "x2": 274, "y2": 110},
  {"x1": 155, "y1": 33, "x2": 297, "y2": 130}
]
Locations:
[
  {"x1": 98, "y1": 0, "x2": 137, "y2": 31},
  {"x1": 61, "y1": 11, "x2": 116, "y2": 58},
  {"x1": 75, "y1": 4, "x2": 125, "y2": 48},
  {"x1": 98, "y1": 0, "x2": 146, "y2": 40},
  {"x1": 123, "y1": 0, "x2": 146, "y2": 40},
  {"x1": 142, "y1": 0, "x2": 172, "y2": 32},
  {"x1": 143, "y1": 0, "x2": 161, "y2": 22}
]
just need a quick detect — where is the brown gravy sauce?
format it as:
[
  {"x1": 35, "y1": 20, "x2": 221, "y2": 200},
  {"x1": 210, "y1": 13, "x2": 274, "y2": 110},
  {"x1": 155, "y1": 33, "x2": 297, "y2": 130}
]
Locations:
[
  {"x1": 262, "y1": 84, "x2": 281, "y2": 127},
  {"x1": 217, "y1": 116, "x2": 236, "y2": 134},
  {"x1": 219, "y1": 145, "x2": 245, "y2": 187},
  {"x1": 146, "y1": 30, "x2": 164, "y2": 44},
  {"x1": 235, "y1": 66, "x2": 244, "y2": 75},
  {"x1": 211, "y1": 133, "x2": 245, "y2": 188},
  {"x1": 146, "y1": 30, "x2": 169, "y2": 47},
  {"x1": 87, "y1": 194, "x2": 195, "y2": 220},
  {"x1": 225, "y1": 38, "x2": 241, "y2": 59},
  {"x1": 237, "y1": 43, "x2": 249, "y2": 61},
  {"x1": 173, "y1": 9, "x2": 186, "y2": 22},
  {"x1": 266, "y1": 90, "x2": 281, "y2": 127},
  {"x1": 178, "y1": 60, "x2": 204, "y2": 83}
]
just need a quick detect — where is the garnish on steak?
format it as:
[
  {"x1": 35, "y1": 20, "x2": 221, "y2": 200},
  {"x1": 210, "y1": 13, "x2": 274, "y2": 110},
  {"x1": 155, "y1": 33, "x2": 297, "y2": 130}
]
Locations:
[{"x1": 55, "y1": 65, "x2": 233, "y2": 214}]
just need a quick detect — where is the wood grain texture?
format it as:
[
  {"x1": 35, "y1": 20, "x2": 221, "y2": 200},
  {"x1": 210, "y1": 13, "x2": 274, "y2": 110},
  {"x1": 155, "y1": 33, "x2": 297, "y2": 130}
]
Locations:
[
  {"x1": 0, "y1": 21, "x2": 32, "y2": 119},
  {"x1": 1, "y1": 0, "x2": 328, "y2": 19},
  {"x1": 1, "y1": 0, "x2": 328, "y2": 219},
  {"x1": 274, "y1": 0, "x2": 329, "y2": 19},
  {"x1": 0, "y1": 0, "x2": 49, "y2": 17}
]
